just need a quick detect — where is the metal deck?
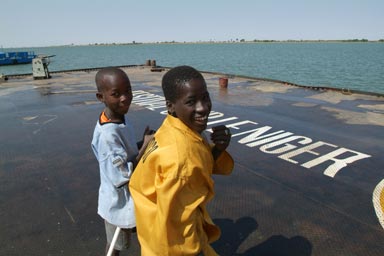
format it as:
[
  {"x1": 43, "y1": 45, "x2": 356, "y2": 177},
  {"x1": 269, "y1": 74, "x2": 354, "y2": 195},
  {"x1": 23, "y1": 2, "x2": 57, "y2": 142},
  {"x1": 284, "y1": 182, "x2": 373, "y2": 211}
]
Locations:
[{"x1": 1, "y1": 66, "x2": 383, "y2": 255}]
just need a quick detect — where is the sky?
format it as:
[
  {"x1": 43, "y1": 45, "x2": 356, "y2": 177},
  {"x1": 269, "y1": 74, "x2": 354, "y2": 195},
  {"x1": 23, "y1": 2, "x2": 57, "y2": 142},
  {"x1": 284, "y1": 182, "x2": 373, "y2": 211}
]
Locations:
[{"x1": 1, "y1": 0, "x2": 383, "y2": 48}]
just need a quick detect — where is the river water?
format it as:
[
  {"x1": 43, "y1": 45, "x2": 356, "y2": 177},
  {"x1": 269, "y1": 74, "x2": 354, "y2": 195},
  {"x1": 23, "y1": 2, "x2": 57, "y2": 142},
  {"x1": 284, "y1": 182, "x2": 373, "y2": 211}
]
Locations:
[{"x1": 1, "y1": 42, "x2": 383, "y2": 94}]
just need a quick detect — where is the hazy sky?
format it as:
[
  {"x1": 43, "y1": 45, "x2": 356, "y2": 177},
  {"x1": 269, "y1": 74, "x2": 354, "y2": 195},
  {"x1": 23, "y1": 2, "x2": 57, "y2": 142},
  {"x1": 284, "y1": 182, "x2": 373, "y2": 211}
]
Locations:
[{"x1": 1, "y1": 0, "x2": 383, "y2": 48}]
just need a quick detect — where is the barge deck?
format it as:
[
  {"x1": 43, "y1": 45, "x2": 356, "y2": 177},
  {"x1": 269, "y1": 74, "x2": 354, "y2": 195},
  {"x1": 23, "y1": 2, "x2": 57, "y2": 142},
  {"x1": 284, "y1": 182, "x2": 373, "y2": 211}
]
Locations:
[{"x1": 0, "y1": 65, "x2": 383, "y2": 255}]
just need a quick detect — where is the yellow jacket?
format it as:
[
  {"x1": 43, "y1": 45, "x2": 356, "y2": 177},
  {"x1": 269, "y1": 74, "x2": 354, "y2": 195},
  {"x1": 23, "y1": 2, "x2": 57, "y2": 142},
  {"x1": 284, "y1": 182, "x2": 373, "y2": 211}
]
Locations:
[{"x1": 129, "y1": 115, "x2": 234, "y2": 256}]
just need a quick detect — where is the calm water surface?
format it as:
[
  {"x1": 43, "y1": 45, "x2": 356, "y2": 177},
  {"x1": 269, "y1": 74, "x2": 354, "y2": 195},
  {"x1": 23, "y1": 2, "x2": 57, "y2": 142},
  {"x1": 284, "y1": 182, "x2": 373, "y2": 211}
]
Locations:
[{"x1": 1, "y1": 43, "x2": 383, "y2": 94}]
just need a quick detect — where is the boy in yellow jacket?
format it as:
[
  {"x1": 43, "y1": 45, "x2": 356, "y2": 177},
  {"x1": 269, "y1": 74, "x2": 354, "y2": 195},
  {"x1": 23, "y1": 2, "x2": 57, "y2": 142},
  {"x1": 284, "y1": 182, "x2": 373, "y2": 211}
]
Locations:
[{"x1": 129, "y1": 65, "x2": 234, "y2": 255}]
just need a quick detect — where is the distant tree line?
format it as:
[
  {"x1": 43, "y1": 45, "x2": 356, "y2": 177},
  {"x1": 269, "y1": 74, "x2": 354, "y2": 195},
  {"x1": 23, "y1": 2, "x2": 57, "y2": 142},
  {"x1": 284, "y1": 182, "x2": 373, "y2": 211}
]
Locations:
[
  {"x1": 86, "y1": 39, "x2": 384, "y2": 46},
  {"x1": 341, "y1": 39, "x2": 369, "y2": 42}
]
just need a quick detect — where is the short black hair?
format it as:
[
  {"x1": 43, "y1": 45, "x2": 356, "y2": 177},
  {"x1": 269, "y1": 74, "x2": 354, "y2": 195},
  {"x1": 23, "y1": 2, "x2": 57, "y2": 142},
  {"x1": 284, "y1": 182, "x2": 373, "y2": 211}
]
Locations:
[
  {"x1": 95, "y1": 67, "x2": 129, "y2": 92},
  {"x1": 162, "y1": 65, "x2": 205, "y2": 102}
]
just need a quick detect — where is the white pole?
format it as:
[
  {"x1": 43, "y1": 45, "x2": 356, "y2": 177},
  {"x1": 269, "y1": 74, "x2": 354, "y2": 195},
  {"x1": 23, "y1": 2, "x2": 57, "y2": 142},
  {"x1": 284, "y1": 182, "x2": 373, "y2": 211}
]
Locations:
[{"x1": 106, "y1": 226, "x2": 121, "y2": 256}]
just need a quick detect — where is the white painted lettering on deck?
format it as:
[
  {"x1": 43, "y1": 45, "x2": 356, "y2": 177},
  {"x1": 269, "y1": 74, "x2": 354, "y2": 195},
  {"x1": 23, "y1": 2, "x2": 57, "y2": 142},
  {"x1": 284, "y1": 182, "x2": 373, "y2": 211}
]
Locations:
[
  {"x1": 302, "y1": 147, "x2": 371, "y2": 177},
  {"x1": 260, "y1": 136, "x2": 312, "y2": 154},
  {"x1": 132, "y1": 90, "x2": 371, "y2": 178}
]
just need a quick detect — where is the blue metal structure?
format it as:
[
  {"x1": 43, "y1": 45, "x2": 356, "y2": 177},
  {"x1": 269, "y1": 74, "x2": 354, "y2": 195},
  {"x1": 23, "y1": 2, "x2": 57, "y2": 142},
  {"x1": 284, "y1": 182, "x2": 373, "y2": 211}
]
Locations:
[{"x1": 0, "y1": 51, "x2": 36, "y2": 65}]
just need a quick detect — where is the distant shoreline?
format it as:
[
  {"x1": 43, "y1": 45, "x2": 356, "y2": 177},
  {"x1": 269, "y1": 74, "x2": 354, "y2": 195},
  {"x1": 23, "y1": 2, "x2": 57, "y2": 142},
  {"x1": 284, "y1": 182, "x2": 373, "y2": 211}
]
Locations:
[
  {"x1": 65, "y1": 39, "x2": 384, "y2": 47},
  {"x1": 3, "y1": 39, "x2": 384, "y2": 49}
]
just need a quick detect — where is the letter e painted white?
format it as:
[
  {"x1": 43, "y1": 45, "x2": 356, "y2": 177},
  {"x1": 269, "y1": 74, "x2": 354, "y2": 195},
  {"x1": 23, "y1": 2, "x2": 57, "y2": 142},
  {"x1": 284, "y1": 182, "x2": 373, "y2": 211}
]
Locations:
[
  {"x1": 226, "y1": 120, "x2": 258, "y2": 130},
  {"x1": 260, "y1": 136, "x2": 312, "y2": 154},
  {"x1": 279, "y1": 141, "x2": 336, "y2": 164},
  {"x1": 238, "y1": 126, "x2": 273, "y2": 144}
]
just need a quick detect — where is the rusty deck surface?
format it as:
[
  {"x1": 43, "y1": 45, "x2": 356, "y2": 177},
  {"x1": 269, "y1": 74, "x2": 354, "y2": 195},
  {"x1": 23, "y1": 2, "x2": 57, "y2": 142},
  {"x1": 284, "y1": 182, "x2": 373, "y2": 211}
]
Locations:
[{"x1": 1, "y1": 66, "x2": 384, "y2": 255}]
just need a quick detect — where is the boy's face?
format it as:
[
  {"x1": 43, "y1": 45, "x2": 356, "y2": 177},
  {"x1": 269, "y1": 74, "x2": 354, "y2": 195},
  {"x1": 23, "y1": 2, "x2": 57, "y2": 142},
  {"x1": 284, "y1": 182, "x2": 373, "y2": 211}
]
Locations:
[
  {"x1": 168, "y1": 78, "x2": 212, "y2": 134},
  {"x1": 96, "y1": 74, "x2": 133, "y2": 120}
]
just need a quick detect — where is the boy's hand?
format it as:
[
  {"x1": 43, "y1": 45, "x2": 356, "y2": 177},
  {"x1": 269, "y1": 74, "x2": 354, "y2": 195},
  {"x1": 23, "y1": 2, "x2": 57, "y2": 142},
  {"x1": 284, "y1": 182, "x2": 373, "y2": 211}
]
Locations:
[
  {"x1": 141, "y1": 126, "x2": 155, "y2": 150},
  {"x1": 143, "y1": 126, "x2": 156, "y2": 136},
  {"x1": 135, "y1": 126, "x2": 156, "y2": 168},
  {"x1": 211, "y1": 125, "x2": 231, "y2": 152}
]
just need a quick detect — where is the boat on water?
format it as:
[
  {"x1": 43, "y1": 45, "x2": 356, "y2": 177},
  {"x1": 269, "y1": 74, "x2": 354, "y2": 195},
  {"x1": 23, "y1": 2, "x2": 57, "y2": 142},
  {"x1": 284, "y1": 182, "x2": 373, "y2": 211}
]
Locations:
[
  {"x1": 0, "y1": 63, "x2": 383, "y2": 255},
  {"x1": 0, "y1": 51, "x2": 37, "y2": 65}
]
